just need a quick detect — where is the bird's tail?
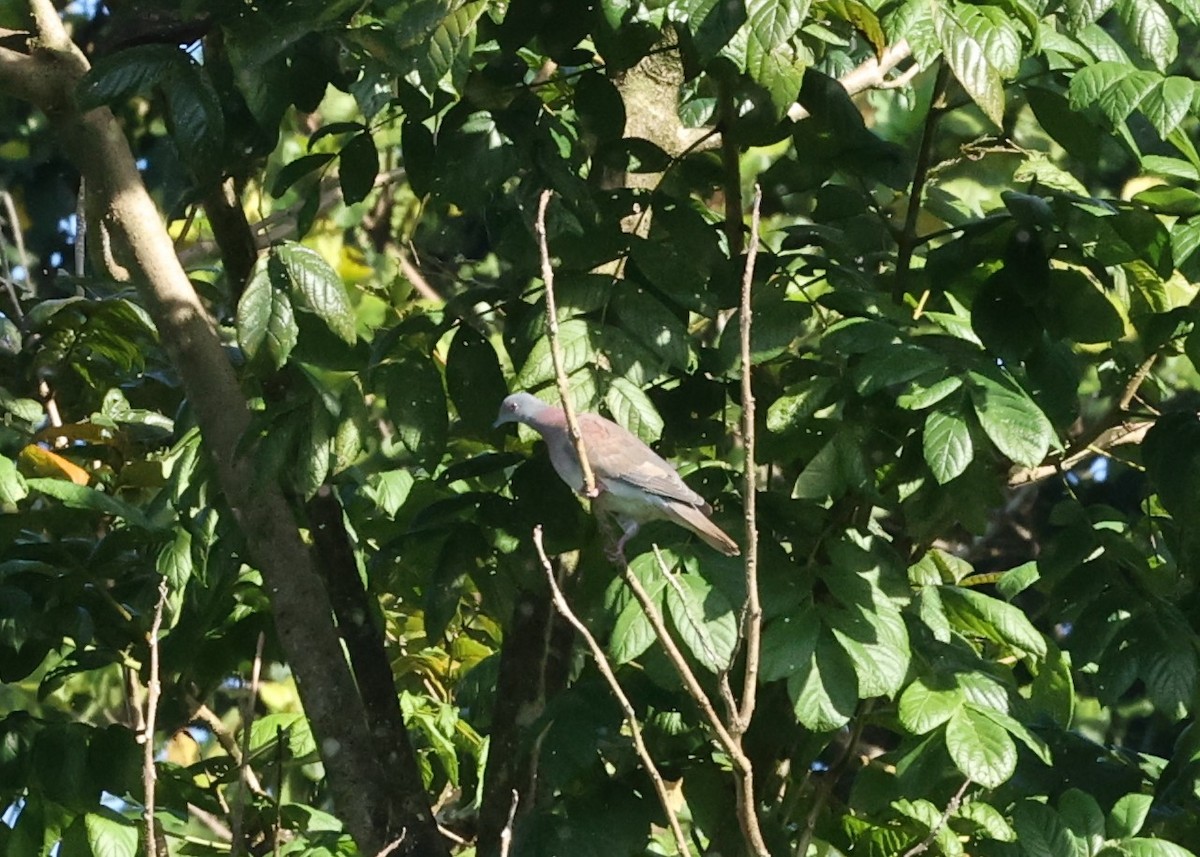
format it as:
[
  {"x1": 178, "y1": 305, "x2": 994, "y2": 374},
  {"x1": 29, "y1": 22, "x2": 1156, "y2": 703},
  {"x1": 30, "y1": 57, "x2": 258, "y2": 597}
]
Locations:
[{"x1": 667, "y1": 501, "x2": 741, "y2": 556}]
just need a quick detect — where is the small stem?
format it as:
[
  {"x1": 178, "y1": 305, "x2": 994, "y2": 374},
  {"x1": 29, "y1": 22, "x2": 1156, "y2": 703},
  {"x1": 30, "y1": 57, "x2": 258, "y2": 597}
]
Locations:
[
  {"x1": 142, "y1": 580, "x2": 169, "y2": 857},
  {"x1": 894, "y1": 61, "x2": 951, "y2": 303},
  {"x1": 231, "y1": 632, "x2": 266, "y2": 857},
  {"x1": 737, "y1": 185, "x2": 763, "y2": 734},
  {"x1": 720, "y1": 84, "x2": 744, "y2": 259},
  {"x1": 535, "y1": 190, "x2": 598, "y2": 498},
  {"x1": 899, "y1": 778, "x2": 972, "y2": 857}
]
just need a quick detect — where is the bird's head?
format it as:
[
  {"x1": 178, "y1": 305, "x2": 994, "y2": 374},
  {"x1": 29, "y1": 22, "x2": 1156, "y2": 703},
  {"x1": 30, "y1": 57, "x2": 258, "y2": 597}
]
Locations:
[{"x1": 493, "y1": 392, "x2": 550, "y2": 428}]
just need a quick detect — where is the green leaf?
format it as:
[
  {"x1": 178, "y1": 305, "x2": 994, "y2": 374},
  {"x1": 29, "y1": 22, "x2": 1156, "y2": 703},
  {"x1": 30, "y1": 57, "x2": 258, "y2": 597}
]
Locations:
[
  {"x1": 760, "y1": 605, "x2": 819, "y2": 681},
  {"x1": 84, "y1": 809, "x2": 138, "y2": 857},
  {"x1": 996, "y1": 560, "x2": 1039, "y2": 600},
  {"x1": 237, "y1": 257, "x2": 298, "y2": 369},
  {"x1": 1117, "y1": 0, "x2": 1177, "y2": 71},
  {"x1": 420, "y1": 0, "x2": 487, "y2": 93},
  {"x1": 1059, "y1": 788, "x2": 1106, "y2": 857},
  {"x1": 25, "y1": 479, "x2": 150, "y2": 530},
  {"x1": 944, "y1": 705, "x2": 1017, "y2": 788},
  {"x1": 1122, "y1": 840, "x2": 1199, "y2": 857},
  {"x1": 1066, "y1": 0, "x2": 1116, "y2": 29},
  {"x1": 446, "y1": 325, "x2": 509, "y2": 435},
  {"x1": 898, "y1": 374, "x2": 964, "y2": 410},
  {"x1": 1070, "y1": 63, "x2": 1161, "y2": 126},
  {"x1": 1108, "y1": 793, "x2": 1153, "y2": 839},
  {"x1": 767, "y1": 378, "x2": 836, "y2": 432},
  {"x1": 271, "y1": 243, "x2": 357, "y2": 345},
  {"x1": 968, "y1": 370, "x2": 1054, "y2": 467},
  {"x1": 610, "y1": 568, "x2": 668, "y2": 665},
  {"x1": 788, "y1": 630, "x2": 858, "y2": 731},
  {"x1": 156, "y1": 528, "x2": 193, "y2": 590},
  {"x1": 940, "y1": 586, "x2": 1047, "y2": 657},
  {"x1": 852, "y1": 344, "x2": 946, "y2": 396},
  {"x1": 970, "y1": 704, "x2": 1052, "y2": 764},
  {"x1": 1012, "y1": 800, "x2": 1076, "y2": 857},
  {"x1": 365, "y1": 469, "x2": 415, "y2": 517},
  {"x1": 272, "y1": 152, "x2": 335, "y2": 197},
  {"x1": 381, "y1": 355, "x2": 449, "y2": 470},
  {"x1": 898, "y1": 678, "x2": 965, "y2": 734},
  {"x1": 959, "y1": 801, "x2": 1017, "y2": 841},
  {"x1": 829, "y1": 600, "x2": 910, "y2": 698},
  {"x1": 164, "y1": 62, "x2": 225, "y2": 176},
  {"x1": 1140, "y1": 77, "x2": 1197, "y2": 139},
  {"x1": 923, "y1": 406, "x2": 974, "y2": 484},
  {"x1": 666, "y1": 573, "x2": 738, "y2": 673},
  {"x1": 293, "y1": 405, "x2": 332, "y2": 499},
  {"x1": 604, "y1": 376, "x2": 664, "y2": 444},
  {"x1": 339, "y1": 132, "x2": 379, "y2": 205},
  {"x1": 77, "y1": 44, "x2": 187, "y2": 108},
  {"x1": 515, "y1": 319, "x2": 597, "y2": 389},
  {"x1": 934, "y1": 0, "x2": 1011, "y2": 126},
  {"x1": 0, "y1": 455, "x2": 28, "y2": 509},
  {"x1": 747, "y1": 0, "x2": 808, "y2": 49},
  {"x1": 916, "y1": 586, "x2": 953, "y2": 643},
  {"x1": 677, "y1": 0, "x2": 749, "y2": 62},
  {"x1": 613, "y1": 289, "x2": 690, "y2": 372}
]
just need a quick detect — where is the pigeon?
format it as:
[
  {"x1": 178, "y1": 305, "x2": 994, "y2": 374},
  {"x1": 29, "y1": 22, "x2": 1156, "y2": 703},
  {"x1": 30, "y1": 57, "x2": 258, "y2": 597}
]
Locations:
[{"x1": 494, "y1": 392, "x2": 739, "y2": 558}]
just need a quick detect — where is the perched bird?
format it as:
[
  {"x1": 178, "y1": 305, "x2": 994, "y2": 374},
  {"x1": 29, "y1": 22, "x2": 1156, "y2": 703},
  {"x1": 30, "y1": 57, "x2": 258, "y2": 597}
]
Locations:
[{"x1": 494, "y1": 392, "x2": 740, "y2": 559}]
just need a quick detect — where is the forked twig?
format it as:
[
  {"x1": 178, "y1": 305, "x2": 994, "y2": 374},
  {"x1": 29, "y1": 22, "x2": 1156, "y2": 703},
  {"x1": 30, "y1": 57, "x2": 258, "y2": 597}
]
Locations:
[{"x1": 533, "y1": 526, "x2": 692, "y2": 856}]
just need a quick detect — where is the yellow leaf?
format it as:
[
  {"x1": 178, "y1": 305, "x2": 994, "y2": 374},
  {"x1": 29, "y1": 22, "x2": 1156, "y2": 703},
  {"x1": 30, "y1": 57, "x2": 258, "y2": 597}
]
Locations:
[{"x1": 18, "y1": 445, "x2": 90, "y2": 485}]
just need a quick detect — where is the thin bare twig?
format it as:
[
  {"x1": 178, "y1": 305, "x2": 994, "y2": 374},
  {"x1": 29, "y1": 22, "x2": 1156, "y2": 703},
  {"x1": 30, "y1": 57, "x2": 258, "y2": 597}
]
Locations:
[
  {"x1": 396, "y1": 247, "x2": 443, "y2": 303},
  {"x1": 230, "y1": 632, "x2": 266, "y2": 857},
  {"x1": 1006, "y1": 420, "x2": 1152, "y2": 487},
  {"x1": 1119, "y1": 352, "x2": 1158, "y2": 412},
  {"x1": 188, "y1": 700, "x2": 269, "y2": 796},
  {"x1": 375, "y1": 832, "x2": 407, "y2": 857},
  {"x1": 535, "y1": 190, "x2": 598, "y2": 498},
  {"x1": 736, "y1": 185, "x2": 764, "y2": 733},
  {"x1": 533, "y1": 527, "x2": 692, "y2": 857},
  {"x1": 900, "y1": 778, "x2": 972, "y2": 857},
  {"x1": 498, "y1": 790, "x2": 520, "y2": 857},
  {"x1": 143, "y1": 580, "x2": 169, "y2": 857}
]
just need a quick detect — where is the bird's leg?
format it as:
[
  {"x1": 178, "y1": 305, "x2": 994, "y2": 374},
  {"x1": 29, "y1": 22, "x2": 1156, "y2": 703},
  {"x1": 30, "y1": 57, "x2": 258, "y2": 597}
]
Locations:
[{"x1": 607, "y1": 518, "x2": 640, "y2": 565}]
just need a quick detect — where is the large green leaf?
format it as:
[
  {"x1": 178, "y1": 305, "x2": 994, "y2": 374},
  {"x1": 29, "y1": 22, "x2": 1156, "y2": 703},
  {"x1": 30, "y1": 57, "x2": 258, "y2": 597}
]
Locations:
[
  {"x1": 271, "y1": 243, "x2": 357, "y2": 345},
  {"x1": 380, "y1": 354, "x2": 449, "y2": 470},
  {"x1": 923, "y1": 406, "x2": 974, "y2": 484},
  {"x1": 603, "y1": 377, "x2": 664, "y2": 444},
  {"x1": 944, "y1": 705, "x2": 1017, "y2": 788},
  {"x1": 514, "y1": 319, "x2": 597, "y2": 389},
  {"x1": 760, "y1": 605, "x2": 819, "y2": 682},
  {"x1": 25, "y1": 479, "x2": 151, "y2": 530},
  {"x1": 934, "y1": 0, "x2": 1012, "y2": 126},
  {"x1": 788, "y1": 630, "x2": 858, "y2": 731},
  {"x1": 898, "y1": 678, "x2": 965, "y2": 734},
  {"x1": 940, "y1": 586, "x2": 1047, "y2": 658},
  {"x1": 1117, "y1": 0, "x2": 1177, "y2": 71},
  {"x1": 237, "y1": 257, "x2": 298, "y2": 369},
  {"x1": 665, "y1": 572, "x2": 738, "y2": 673},
  {"x1": 967, "y1": 370, "x2": 1054, "y2": 467},
  {"x1": 446, "y1": 324, "x2": 509, "y2": 436},
  {"x1": 1108, "y1": 793, "x2": 1153, "y2": 839}
]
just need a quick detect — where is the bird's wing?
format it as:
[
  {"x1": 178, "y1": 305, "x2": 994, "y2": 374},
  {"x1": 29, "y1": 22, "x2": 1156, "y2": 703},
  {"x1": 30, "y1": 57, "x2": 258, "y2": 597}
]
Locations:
[{"x1": 579, "y1": 413, "x2": 708, "y2": 508}]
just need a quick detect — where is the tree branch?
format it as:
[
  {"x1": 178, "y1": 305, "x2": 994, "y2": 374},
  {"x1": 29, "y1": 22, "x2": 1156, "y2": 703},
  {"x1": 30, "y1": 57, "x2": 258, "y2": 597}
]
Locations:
[
  {"x1": 1006, "y1": 420, "x2": 1152, "y2": 487},
  {"x1": 736, "y1": 186, "x2": 763, "y2": 734},
  {"x1": 535, "y1": 189, "x2": 598, "y2": 498},
  {"x1": 533, "y1": 526, "x2": 693, "y2": 857},
  {"x1": 142, "y1": 580, "x2": 168, "y2": 857},
  {"x1": 788, "y1": 40, "x2": 915, "y2": 121}
]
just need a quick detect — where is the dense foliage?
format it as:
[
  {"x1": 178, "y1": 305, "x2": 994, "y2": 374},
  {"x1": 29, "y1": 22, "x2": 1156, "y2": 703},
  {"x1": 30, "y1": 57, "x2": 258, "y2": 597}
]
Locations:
[{"x1": 4, "y1": 0, "x2": 1200, "y2": 855}]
